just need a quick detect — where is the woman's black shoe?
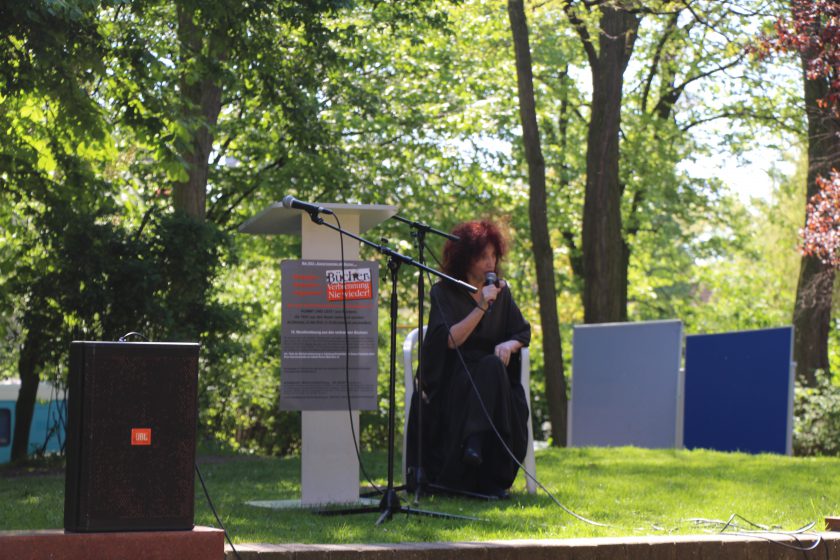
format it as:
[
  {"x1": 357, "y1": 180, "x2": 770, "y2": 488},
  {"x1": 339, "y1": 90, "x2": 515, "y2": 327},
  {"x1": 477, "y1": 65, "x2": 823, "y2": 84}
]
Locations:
[
  {"x1": 462, "y1": 433, "x2": 483, "y2": 466},
  {"x1": 492, "y1": 488, "x2": 511, "y2": 500},
  {"x1": 462, "y1": 446, "x2": 482, "y2": 466},
  {"x1": 478, "y1": 485, "x2": 510, "y2": 500}
]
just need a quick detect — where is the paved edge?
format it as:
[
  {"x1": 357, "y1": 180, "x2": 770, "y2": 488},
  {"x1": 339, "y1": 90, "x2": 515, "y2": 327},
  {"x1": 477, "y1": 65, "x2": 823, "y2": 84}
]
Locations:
[{"x1": 225, "y1": 532, "x2": 840, "y2": 559}]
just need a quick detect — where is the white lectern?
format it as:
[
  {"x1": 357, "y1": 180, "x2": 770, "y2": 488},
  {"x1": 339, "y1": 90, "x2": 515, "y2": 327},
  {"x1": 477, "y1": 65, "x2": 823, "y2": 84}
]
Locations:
[{"x1": 240, "y1": 201, "x2": 397, "y2": 506}]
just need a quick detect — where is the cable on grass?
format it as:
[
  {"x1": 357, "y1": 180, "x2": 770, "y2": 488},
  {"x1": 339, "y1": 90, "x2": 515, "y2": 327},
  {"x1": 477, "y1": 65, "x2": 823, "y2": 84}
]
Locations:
[
  {"x1": 689, "y1": 513, "x2": 828, "y2": 558},
  {"x1": 195, "y1": 462, "x2": 242, "y2": 560}
]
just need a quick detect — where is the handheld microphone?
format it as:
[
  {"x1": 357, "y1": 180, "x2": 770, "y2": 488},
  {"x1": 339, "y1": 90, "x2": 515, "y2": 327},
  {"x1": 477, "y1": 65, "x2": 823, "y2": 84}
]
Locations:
[
  {"x1": 484, "y1": 272, "x2": 498, "y2": 313},
  {"x1": 282, "y1": 195, "x2": 334, "y2": 215}
]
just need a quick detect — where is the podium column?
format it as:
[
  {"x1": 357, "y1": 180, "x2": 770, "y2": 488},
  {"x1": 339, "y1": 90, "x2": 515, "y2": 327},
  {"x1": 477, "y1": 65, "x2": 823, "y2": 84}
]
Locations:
[
  {"x1": 299, "y1": 212, "x2": 361, "y2": 506},
  {"x1": 239, "y1": 202, "x2": 397, "y2": 506}
]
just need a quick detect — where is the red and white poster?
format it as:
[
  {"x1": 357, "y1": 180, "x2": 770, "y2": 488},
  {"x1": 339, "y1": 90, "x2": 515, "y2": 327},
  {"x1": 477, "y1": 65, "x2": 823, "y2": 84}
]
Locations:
[{"x1": 280, "y1": 260, "x2": 379, "y2": 410}]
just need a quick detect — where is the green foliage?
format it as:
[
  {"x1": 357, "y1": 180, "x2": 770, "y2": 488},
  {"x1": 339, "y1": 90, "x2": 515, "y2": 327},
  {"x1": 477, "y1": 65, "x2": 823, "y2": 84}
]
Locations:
[
  {"x1": 794, "y1": 369, "x2": 840, "y2": 456},
  {"x1": 0, "y1": 1, "x2": 106, "y2": 141},
  {"x1": 203, "y1": 235, "x2": 297, "y2": 454},
  {"x1": 681, "y1": 151, "x2": 805, "y2": 335}
]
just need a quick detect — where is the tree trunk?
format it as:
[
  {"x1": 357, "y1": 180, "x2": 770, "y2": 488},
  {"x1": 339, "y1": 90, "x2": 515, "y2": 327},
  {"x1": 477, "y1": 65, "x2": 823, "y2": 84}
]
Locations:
[
  {"x1": 793, "y1": 42, "x2": 839, "y2": 386},
  {"x1": 174, "y1": 2, "x2": 226, "y2": 220},
  {"x1": 11, "y1": 334, "x2": 40, "y2": 463},
  {"x1": 793, "y1": 255, "x2": 833, "y2": 386},
  {"x1": 581, "y1": 5, "x2": 639, "y2": 324},
  {"x1": 508, "y1": 0, "x2": 568, "y2": 445}
]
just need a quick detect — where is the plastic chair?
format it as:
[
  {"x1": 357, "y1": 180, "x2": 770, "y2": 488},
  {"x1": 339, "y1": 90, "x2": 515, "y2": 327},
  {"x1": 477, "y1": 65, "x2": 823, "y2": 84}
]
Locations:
[{"x1": 401, "y1": 327, "x2": 537, "y2": 494}]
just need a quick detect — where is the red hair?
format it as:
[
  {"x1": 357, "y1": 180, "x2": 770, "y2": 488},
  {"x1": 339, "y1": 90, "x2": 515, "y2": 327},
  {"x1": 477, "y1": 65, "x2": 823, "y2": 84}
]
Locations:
[{"x1": 441, "y1": 220, "x2": 507, "y2": 281}]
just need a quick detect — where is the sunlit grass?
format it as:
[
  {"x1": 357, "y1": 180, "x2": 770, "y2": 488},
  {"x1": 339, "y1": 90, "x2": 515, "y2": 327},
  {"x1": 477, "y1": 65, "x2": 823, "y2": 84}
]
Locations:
[{"x1": 1, "y1": 447, "x2": 838, "y2": 543}]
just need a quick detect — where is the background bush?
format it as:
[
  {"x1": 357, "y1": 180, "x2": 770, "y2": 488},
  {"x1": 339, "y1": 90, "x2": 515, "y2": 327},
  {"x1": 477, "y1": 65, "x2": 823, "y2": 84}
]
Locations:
[{"x1": 793, "y1": 369, "x2": 840, "y2": 456}]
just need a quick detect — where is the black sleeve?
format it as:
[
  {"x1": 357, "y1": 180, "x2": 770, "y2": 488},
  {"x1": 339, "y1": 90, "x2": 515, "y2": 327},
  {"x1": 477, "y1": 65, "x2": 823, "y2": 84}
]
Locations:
[
  {"x1": 503, "y1": 285, "x2": 531, "y2": 347},
  {"x1": 419, "y1": 283, "x2": 454, "y2": 397}
]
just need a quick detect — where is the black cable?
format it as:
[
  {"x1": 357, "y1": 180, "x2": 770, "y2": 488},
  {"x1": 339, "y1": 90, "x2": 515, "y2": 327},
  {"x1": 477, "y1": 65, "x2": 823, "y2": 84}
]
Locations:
[
  {"x1": 690, "y1": 514, "x2": 828, "y2": 557},
  {"x1": 428, "y1": 266, "x2": 607, "y2": 527},
  {"x1": 195, "y1": 462, "x2": 242, "y2": 560},
  {"x1": 58, "y1": 389, "x2": 67, "y2": 453},
  {"x1": 724, "y1": 531, "x2": 824, "y2": 556},
  {"x1": 331, "y1": 212, "x2": 383, "y2": 496},
  {"x1": 690, "y1": 513, "x2": 814, "y2": 534},
  {"x1": 118, "y1": 331, "x2": 148, "y2": 342},
  {"x1": 38, "y1": 367, "x2": 67, "y2": 456},
  {"x1": 39, "y1": 377, "x2": 57, "y2": 455}
]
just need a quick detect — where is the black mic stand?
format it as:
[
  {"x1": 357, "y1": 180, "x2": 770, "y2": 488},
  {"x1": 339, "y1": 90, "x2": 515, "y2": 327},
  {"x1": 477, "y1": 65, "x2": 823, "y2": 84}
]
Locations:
[
  {"x1": 393, "y1": 216, "x2": 498, "y2": 502},
  {"x1": 393, "y1": 216, "x2": 448, "y2": 503},
  {"x1": 300, "y1": 210, "x2": 479, "y2": 525}
]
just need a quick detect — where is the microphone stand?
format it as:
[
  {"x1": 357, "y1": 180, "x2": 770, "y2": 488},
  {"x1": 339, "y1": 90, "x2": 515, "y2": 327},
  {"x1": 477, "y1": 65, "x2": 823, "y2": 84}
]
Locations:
[
  {"x1": 300, "y1": 210, "x2": 478, "y2": 525},
  {"x1": 393, "y1": 216, "x2": 498, "y2": 502},
  {"x1": 392, "y1": 215, "x2": 452, "y2": 503}
]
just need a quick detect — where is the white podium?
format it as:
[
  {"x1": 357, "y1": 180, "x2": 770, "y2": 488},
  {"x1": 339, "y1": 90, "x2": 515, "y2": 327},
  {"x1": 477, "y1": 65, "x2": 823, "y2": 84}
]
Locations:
[{"x1": 239, "y1": 202, "x2": 397, "y2": 506}]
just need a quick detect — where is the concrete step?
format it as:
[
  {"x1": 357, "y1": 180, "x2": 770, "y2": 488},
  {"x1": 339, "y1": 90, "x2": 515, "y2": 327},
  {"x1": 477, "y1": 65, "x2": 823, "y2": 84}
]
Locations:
[
  {"x1": 225, "y1": 532, "x2": 840, "y2": 560},
  {"x1": 0, "y1": 525, "x2": 224, "y2": 560}
]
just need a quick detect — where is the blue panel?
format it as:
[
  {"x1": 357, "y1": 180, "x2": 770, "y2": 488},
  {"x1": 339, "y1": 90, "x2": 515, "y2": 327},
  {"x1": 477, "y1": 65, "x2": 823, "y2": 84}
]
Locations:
[
  {"x1": 570, "y1": 320, "x2": 683, "y2": 449},
  {"x1": 684, "y1": 327, "x2": 793, "y2": 455}
]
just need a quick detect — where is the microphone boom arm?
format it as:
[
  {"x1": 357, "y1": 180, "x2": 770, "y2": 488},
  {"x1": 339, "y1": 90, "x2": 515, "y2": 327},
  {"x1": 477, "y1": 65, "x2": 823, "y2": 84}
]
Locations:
[
  {"x1": 310, "y1": 216, "x2": 476, "y2": 293},
  {"x1": 392, "y1": 215, "x2": 460, "y2": 242}
]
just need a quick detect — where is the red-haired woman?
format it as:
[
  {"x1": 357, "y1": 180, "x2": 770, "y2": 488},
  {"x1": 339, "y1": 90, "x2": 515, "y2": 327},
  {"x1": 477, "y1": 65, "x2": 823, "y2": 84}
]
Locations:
[{"x1": 406, "y1": 220, "x2": 530, "y2": 499}]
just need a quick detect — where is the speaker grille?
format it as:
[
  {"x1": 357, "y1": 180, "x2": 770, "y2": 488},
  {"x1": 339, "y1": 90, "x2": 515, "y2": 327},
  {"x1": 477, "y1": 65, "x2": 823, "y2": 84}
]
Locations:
[{"x1": 65, "y1": 341, "x2": 199, "y2": 532}]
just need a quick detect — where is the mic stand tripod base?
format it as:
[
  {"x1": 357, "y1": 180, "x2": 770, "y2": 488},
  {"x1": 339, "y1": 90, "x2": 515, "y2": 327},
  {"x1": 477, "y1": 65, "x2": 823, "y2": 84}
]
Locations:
[
  {"x1": 403, "y1": 464, "x2": 500, "y2": 503},
  {"x1": 315, "y1": 487, "x2": 482, "y2": 525}
]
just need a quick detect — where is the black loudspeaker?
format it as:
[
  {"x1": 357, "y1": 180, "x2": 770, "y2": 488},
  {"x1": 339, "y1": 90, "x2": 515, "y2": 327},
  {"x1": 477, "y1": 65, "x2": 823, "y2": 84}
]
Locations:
[{"x1": 64, "y1": 341, "x2": 200, "y2": 532}]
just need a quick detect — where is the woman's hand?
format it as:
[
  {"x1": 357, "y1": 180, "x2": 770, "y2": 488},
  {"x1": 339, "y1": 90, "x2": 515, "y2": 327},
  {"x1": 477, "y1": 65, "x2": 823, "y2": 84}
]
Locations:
[
  {"x1": 494, "y1": 339, "x2": 520, "y2": 366},
  {"x1": 479, "y1": 279, "x2": 505, "y2": 311}
]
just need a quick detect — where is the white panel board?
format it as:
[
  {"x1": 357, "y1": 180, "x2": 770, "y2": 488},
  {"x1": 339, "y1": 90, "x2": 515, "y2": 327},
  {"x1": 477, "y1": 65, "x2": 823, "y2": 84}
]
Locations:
[{"x1": 569, "y1": 320, "x2": 683, "y2": 449}]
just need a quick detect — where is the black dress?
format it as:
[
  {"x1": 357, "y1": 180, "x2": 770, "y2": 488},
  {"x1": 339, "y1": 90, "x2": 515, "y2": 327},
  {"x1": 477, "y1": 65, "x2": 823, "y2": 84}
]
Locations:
[{"x1": 406, "y1": 280, "x2": 531, "y2": 495}]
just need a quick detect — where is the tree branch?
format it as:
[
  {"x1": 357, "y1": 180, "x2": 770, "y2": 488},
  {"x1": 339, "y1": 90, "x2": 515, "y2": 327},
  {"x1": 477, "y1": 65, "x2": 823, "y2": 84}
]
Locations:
[
  {"x1": 562, "y1": 230, "x2": 584, "y2": 279},
  {"x1": 641, "y1": 11, "x2": 680, "y2": 114},
  {"x1": 654, "y1": 56, "x2": 745, "y2": 120},
  {"x1": 625, "y1": 184, "x2": 645, "y2": 238},
  {"x1": 680, "y1": 110, "x2": 801, "y2": 135},
  {"x1": 681, "y1": 0, "x2": 735, "y2": 41},
  {"x1": 562, "y1": 0, "x2": 599, "y2": 70},
  {"x1": 210, "y1": 155, "x2": 286, "y2": 227}
]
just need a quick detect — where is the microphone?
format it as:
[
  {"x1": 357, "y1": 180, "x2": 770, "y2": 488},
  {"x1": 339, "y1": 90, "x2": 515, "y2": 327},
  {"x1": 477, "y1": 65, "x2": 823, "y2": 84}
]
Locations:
[
  {"x1": 484, "y1": 272, "x2": 498, "y2": 313},
  {"x1": 282, "y1": 195, "x2": 334, "y2": 215}
]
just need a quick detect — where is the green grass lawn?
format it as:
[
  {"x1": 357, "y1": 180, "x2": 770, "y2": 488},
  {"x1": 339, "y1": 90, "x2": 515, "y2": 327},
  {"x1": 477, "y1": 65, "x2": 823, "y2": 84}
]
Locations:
[{"x1": 1, "y1": 447, "x2": 838, "y2": 544}]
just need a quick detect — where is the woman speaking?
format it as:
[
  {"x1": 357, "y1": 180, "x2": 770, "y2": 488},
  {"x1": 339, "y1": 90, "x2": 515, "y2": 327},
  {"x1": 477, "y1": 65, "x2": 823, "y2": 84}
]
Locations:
[{"x1": 407, "y1": 220, "x2": 531, "y2": 499}]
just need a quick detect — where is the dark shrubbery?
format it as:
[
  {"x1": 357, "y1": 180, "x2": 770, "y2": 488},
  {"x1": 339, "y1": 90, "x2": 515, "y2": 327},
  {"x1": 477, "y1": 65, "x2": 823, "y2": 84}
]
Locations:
[{"x1": 793, "y1": 369, "x2": 840, "y2": 456}]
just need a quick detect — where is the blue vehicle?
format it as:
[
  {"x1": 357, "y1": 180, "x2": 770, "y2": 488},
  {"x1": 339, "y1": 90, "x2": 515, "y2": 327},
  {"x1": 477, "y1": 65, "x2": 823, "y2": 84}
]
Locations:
[{"x1": 0, "y1": 380, "x2": 66, "y2": 464}]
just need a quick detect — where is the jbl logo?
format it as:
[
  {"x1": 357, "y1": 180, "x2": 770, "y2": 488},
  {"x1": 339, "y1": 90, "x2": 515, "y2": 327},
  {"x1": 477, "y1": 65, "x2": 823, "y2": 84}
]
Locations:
[{"x1": 131, "y1": 428, "x2": 152, "y2": 446}]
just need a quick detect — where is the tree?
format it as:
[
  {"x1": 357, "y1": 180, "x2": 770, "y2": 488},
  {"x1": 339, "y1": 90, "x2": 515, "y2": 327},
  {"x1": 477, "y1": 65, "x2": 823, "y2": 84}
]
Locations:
[
  {"x1": 549, "y1": 0, "x2": 798, "y2": 328},
  {"x1": 0, "y1": 0, "x2": 112, "y2": 462},
  {"x1": 0, "y1": 0, "x2": 253, "y2": 460},
  {"x1": 507, "y1": 0, "x2": 569, "y2": 446},
  {"x1": 760, "y1": 0, "x2": 840, "y2": 385},
  {"x1": 96, "y1": 0, "x2": 460, "y2": 451},
  {"x1": 562, "y1": 0, "x2": 640, "y2": 323}
]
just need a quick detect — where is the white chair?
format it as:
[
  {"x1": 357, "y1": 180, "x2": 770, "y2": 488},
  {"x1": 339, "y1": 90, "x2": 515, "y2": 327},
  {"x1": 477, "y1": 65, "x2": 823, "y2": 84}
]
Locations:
[{"x1": 401, "y1": 327, "x2": 537, "y2": 494}]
